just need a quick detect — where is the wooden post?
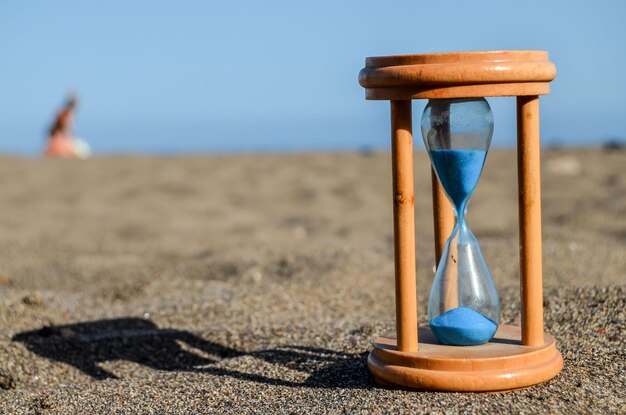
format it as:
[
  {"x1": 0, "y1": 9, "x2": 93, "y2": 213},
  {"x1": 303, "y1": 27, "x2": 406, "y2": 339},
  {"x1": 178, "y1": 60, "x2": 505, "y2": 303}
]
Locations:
[
  {"x1": 517, "y1": 96, "x2": 544, "y2": 346},
  {"x1": 390, "y1": 100, "x2": 418, "y2": 352},
  {"x1": 431, "y1": 170, "x2": 454, "y2": 266}
]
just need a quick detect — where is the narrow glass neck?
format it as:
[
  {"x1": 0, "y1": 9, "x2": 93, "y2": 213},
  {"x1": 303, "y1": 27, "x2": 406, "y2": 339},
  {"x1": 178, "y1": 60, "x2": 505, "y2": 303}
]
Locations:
[{"x1": 453, "y1": 198, "x2": 469, "y2": 229}]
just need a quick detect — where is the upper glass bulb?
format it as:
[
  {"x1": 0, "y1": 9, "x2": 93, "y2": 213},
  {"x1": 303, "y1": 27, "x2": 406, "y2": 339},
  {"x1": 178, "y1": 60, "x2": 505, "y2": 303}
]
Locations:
[{"x1": 421, "y1": 98, "x2": 494, "y2": 152}]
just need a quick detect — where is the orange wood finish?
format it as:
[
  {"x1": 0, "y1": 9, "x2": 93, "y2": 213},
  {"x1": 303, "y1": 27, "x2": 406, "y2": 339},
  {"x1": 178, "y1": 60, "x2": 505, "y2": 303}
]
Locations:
[
  {"x1": 390, "y1": 100, "x2": 418, "y2": 352},
  {"x1": 359, "y1": 50, "x2": 559, "y2": 392},
  {"x1": 364, "y1": 50, "x2": 551, "y2": 67},
  {"x1": 517, "y1": 96, "x2": 545, "y2": 346},
  {"x1": 431, "y1": 169, "x2": 454, "y2": 266},
  {"x1": 368, "y1": 325, "x2": 563, "y2": 392},
  {"x1": 359, "y1": 50, "x2": 556, "y2": 100},
  {"x1": 364, "y1": 82, "x2": 550, "y2": 101},
  {"x1": 431, "y1": 169, "x2": 457, "y2": 309}
]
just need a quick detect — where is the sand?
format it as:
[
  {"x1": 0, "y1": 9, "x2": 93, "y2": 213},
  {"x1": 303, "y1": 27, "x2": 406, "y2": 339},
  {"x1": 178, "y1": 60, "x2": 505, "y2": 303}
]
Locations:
[{"x1": 0, "y1": 148, "x2": 624, "y2": 414}]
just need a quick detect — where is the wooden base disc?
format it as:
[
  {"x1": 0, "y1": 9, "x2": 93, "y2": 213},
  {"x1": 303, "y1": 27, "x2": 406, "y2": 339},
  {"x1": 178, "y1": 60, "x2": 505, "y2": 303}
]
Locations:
[{"x1": 368, "y1": 325, "x2": 562, "y2": 392}]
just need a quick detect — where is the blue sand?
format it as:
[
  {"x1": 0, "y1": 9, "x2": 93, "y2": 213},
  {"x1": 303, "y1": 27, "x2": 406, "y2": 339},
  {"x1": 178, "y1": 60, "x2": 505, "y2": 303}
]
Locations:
[
  {"x1": 429, "y1": 149, "x2": 487, "y2": 209},
  {"x1": 430, "y1": 306, "x2": 498, "y2": 346}
]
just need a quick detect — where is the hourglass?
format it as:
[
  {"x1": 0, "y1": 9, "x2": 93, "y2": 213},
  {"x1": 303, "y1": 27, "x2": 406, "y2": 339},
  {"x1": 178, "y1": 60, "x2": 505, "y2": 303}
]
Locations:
[
  {"x1": 422, "y1": 98, "x2": 500, "y2": 346},
  {"x1": 358, "y1": 51, "x2": 563, "y2": 391}
]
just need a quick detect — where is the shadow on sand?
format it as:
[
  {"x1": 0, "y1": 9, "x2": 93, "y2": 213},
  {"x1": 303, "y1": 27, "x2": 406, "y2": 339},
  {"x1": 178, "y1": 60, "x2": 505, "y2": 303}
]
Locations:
[{"x1": 12, "y1": 318, "x2": 371, "y2": 389}]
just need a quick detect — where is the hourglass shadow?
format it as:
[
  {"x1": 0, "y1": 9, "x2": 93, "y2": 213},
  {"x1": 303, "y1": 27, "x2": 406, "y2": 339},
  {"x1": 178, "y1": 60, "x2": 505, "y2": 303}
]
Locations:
[
  {"x1": 12, "y1": 318, "x2": 370, "y2": 389},
  {"x1": 488, "y1": 336, "x2": 522, "y2": 346}
]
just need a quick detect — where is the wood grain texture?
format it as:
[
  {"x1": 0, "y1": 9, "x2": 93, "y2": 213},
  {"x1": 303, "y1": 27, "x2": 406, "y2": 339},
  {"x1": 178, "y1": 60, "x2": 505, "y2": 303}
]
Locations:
[
  {"x1": 360, "y1": 62, "x2": 556, "y2": 88},
  {"x1": 365, "y1": 50, "x2": 550, "y2": 67},
  {"x1": 390, "y1": 100, "x2": 418, "y2": 352},
  {"x1": 368, "y1": 325, "x2": 563, "y2": 392},
  {"x1": 360, "y1": 50, "x2": 555, "y2": 100},
  {"x1": 364, "y1": 82, "x2": 550, "y2": 100},
  {"x1": 517, "y1": 96, "x2": 545, "y2": 346},
  {"x1": 431, "y1": 169, "x2": 454, "y2": 267}
]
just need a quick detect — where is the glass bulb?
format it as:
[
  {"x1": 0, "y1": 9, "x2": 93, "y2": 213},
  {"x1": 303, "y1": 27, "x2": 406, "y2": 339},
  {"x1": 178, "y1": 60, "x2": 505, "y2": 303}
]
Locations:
[{"x1": 421, "y1": 98, "x2": 500, "y2": 346}]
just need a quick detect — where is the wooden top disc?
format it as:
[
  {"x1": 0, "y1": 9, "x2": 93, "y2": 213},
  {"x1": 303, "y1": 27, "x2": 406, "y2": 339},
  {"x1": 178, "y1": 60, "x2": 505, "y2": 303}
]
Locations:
[{"x1": 359, "y1": 50, "x2": 556, "y2": 100}]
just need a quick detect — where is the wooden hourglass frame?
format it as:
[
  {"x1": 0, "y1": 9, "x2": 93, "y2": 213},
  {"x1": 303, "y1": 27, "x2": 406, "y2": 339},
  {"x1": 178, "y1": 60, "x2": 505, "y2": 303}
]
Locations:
[{"x1": 358, "y1": 51, "x2": 563, "y2": 392}]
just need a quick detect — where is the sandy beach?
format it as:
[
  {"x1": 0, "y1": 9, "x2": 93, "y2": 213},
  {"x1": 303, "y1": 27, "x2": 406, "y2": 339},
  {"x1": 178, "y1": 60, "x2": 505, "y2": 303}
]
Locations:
[{"x1": 0, "y1": 148, "x2": 624, "y2": 414}]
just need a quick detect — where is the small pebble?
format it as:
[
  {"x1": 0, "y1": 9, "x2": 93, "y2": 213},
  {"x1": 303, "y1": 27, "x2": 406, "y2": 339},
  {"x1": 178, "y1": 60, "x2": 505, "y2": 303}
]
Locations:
[
  {"x1": 22, "y1": 293, "x2": 44, "y2": 306},
  {"x1": 0, "y1": 372, "x2": 16, "y2": 390},
  {"x1": 59, "y1": 328, "x2": 76, "y2": 338},
  {"x1": 0, "y1": 274, "x2": 11, "y2": 285}
]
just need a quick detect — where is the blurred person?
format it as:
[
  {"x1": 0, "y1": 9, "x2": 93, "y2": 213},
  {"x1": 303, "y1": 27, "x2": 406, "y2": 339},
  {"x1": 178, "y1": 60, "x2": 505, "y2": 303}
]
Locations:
[{"x1": 45, "y1": 94, "x2": 91, "y2": 158}]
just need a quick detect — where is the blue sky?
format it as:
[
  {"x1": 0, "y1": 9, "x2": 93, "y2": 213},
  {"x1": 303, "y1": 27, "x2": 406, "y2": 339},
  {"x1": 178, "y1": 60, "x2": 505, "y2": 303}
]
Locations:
[{"x1": 1, "y1": 1, "x2": 625, "y2": 155}]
